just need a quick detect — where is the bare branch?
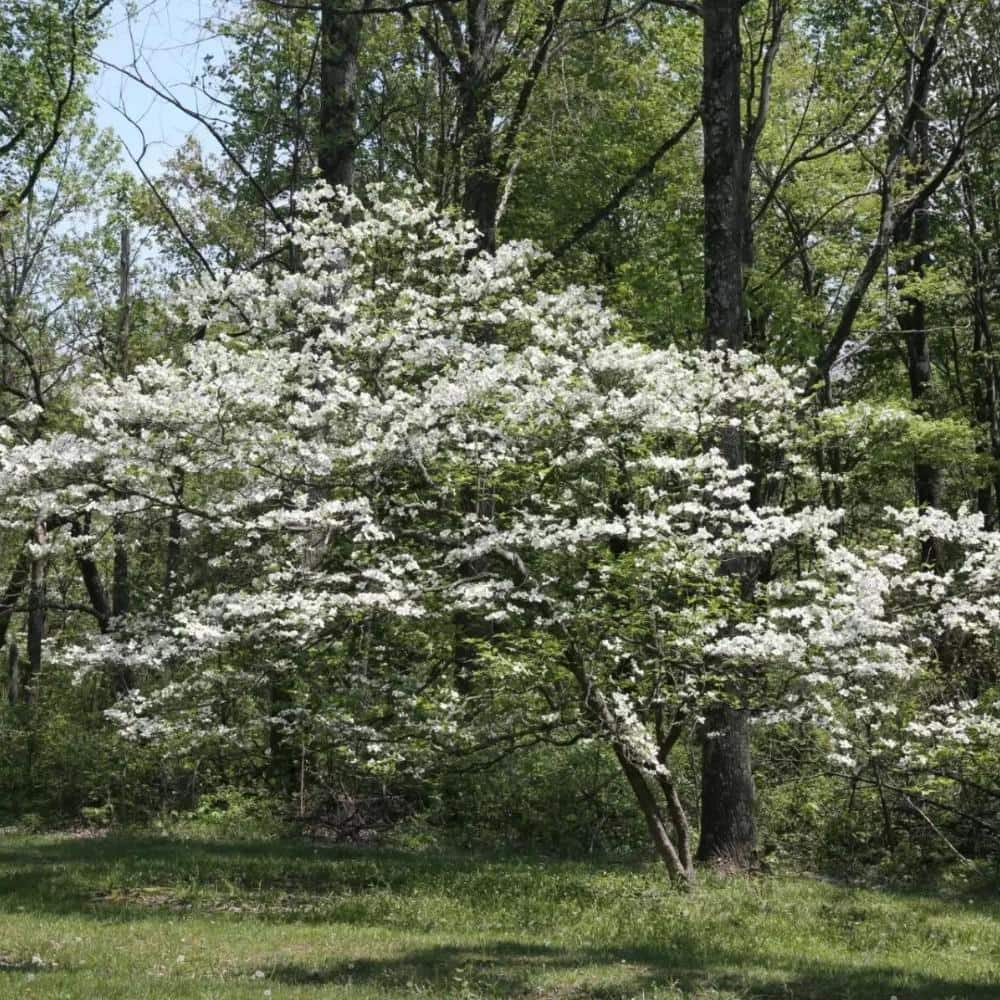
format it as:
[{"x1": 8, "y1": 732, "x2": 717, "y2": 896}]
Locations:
[{"x1": 542, "y1": 106, "x2": 701, "y2": 268}]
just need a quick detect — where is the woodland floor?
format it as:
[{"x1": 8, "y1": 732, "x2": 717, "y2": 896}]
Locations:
[{"x1": 0, "y1": 833, "x2": 997, "y2": 999}]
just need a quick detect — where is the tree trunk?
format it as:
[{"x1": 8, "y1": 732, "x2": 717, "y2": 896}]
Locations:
[
  {"x1": 318, "y1": 0, "x2": 364, "y2": 193},
  {"x1": 702, "y1": 0, "x2": 745, "y2": 356},
  {"x1": 454, "y1": 0, "x2": 510, "y2": 253},
  {"x1": 0, "y1": 547, "x2": 30, "y2": 650},
  {"x1": 695, "y1": 704, "x2": 756, "y2": 867},
  {"x1": 7, "y1": 641, "x2": 19, "y2": 706},
  {"x1": 614, "y1": 746, "x2": 694, "y2": 883},
  {"x1": 73, "y1": 516, "x2": 111, "y2": 633},
  {"x1": 896, "y1": 93, "x2": 943, "y2": 566},
  {"x1": 25, "y1": 522, "x2": 47, "y2": 702},
  {"x1": 458, "y1": 82, "x2": 499, "y2": 251},
  {"x1": 562, "y1": 642, "x2": 694, "y2": 883},
  {"x1": 72, "y1": 518, "x2": 136, "y2": 693},
  {"x1": 456, "y1": 0, "x2": 504, "y2": 252},
  {"x1": 697, "y1": 0, "x2": 756, "y2": 869},
  {"x1": 963, "y1": 171, "x2": 1000, "y2": 528}
]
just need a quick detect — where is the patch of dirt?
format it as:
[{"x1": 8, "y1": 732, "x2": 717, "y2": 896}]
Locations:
[{"x1": 0, "y1": 954, "x2": 58, "y2": 972}]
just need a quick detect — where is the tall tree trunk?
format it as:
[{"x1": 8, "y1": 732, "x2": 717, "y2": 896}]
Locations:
[
  {"x1": 0, "y1": 547, "x2": 30, "y2": 649},
  {"x1": 318, "y1": 0, "x2": 365, "y2": 193},
  {"x1": 459, "y1": 92, "x2": 499, "y2": 253},
  {"x1": 73, "y1": 516, "x2": 111, "y2": 633},
  {"x1": 697, "y1": 0, "x2": 756, "y2": 870},
  {"x1": 897, "y1": 92, "x2": 943, "y2": 565},
  {"x1": 2, "y1": 544, "x2": 34, "y2": 704},
  {"x1": 696, "y1": 704, "x2": 756, "y2": 866},
  {"x1": 458, "y1": 0, "x2": 500, "y2": 254},
  {"x1": 963, "y1": 171, "x2": 1000, "y2": 528},
  {"x1": 165, "y1": 475, "x2": 184, "y2": 609},
  {"x1": 702, "y1": 0, "x2": 745, "y2": 356}
]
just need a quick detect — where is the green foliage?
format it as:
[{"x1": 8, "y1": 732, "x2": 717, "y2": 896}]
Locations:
[
  {"x1": 420, "y1": 742, "x2": 656, "y2": 856},
  {"x1": 0, "y1": 0, "x2": 106, "y2": 211},
  {"x1": 823, "y1": 399, "x2": 985, "y2": 518},
  {"x1": 0, "y1": 676, "x2": 164, "y2": 827},
  {"x1": 159, "y1": 786, "x2": 292, "y2": 842}
]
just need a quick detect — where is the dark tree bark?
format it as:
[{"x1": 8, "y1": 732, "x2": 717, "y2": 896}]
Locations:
[
  {"x1": 696, "y1": 0, "x2": 757, "y2": 870},
  {"x1": 1, "y1": 548, "x2": 30, "y2": 706},
  {"x1": 896, "y1": 104, "x2": 943, "y2": 566},
  {"x1": 112, "y1": 524, "x2": 130, "y2": 619},
  {"x1": 456, "y1": 0, "x2": 500, "y2": 251},
  {"x1": 72, "y1": 516, "x2": 132, "y2": 693},
  {"x1": 73, "y1": 516, "x2": 112, "y2": 634},
  {"x1": 406, "y1": 0, "x2": 568, "y2": 253},
  {"x1": 0, "y1": 547, "x2": 30, "y2": 650},
  {"x1": 318, "y1": 0, "x2": 366, "y2": 192},
  {"x1": 7, "y1": 641, "x2": 19, "y2": 706},
  {"x1": 963, "y1": 170, "x2": 1000, "y2": 528},
  {"x1": 696, "y1": 703, "x2": 756, "y2": 866},
  {"x1": 702, "y1": 0, "x2": 745, "y2": 357}
]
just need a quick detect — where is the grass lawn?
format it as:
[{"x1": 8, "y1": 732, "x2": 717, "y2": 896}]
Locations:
[{"x1": 0, "y1": 834, "x2": 997, "y2": 999}]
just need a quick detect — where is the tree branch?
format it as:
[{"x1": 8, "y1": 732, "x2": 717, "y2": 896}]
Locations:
[{"x1": 541, "y1": 106, "x2": 701, "y2": 268}]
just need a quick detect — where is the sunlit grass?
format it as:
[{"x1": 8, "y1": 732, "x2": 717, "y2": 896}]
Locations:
[{"x1": 0, "y1": 833, "x2": 997, "y2": 998}]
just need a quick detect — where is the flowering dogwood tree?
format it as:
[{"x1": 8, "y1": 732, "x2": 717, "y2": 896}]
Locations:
[{"x1": 1, "y1": 185, "x2": 997, "y2": 881}]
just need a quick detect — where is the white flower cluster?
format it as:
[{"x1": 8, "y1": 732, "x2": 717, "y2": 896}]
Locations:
[{"x1": 1, "y1": 184, "x2": 995, "y2": 776}]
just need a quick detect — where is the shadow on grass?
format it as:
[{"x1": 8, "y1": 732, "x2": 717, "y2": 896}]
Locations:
[
  {"x1": 265, "y1": 940, "x2": 999, "y2": 999},
  {"x1": 1, "y1": 836, "x2": 998, "y2": 998},
  {"x1": 1, "y1": 835, "x2": 997, "y2": 917},
  {"x1": 0, "y1": 835, "x2": 626, "y2": 923}
]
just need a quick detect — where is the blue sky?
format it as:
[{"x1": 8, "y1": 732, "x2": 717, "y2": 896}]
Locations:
[{"x1": 92, "y1": 0, "x2": 228, "y2": 172}]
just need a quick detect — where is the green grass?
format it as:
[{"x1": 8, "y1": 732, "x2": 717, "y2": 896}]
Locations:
[{"x1": 0, "y1": 834, "x2": 997, "y2": 998}]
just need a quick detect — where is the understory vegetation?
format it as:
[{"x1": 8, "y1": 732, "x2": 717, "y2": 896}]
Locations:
[{"x1": 3, "y1": 716, "x2": 996, "y2": 882}]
